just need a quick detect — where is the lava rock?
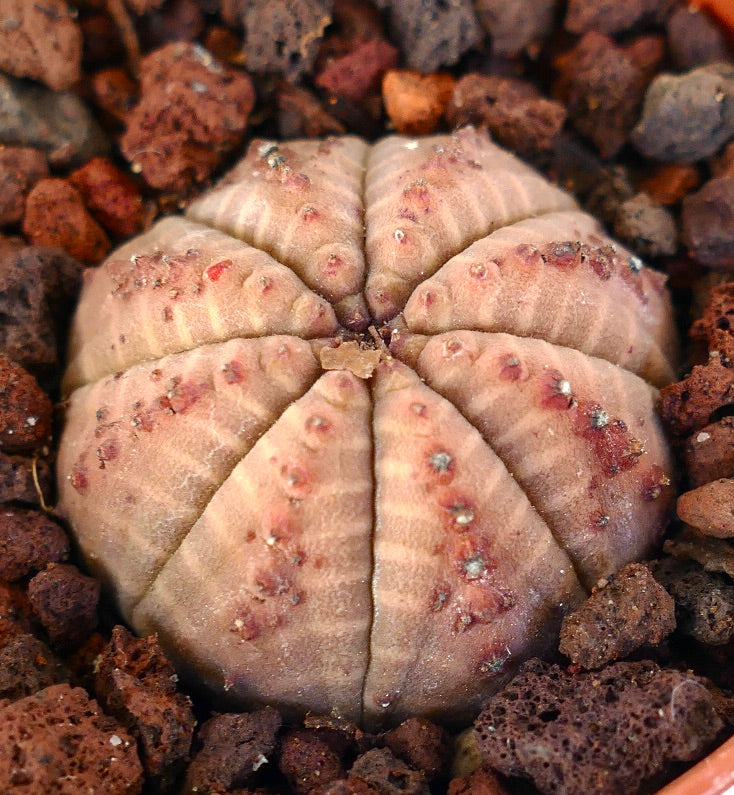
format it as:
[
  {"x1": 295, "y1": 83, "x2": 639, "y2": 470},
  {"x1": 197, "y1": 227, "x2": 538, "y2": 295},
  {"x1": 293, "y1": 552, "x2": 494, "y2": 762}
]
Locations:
[
  {"x1": 0, "y1": 683, "x2": 143, "y2": 793},
  {"x1": 613, "y1": 192, "x2": 678, "y2": 258},
  {"x1": 241, "y1": 0, "x2": 334, "y2": 81},
  {"x1": 652, "y1": 556, "x2": 734, "y2": 646},
  {"x1": 376, "y1": 0, "x2": 482, "y2": 73},
  {"x1": 0, "y1": 146, "x2": 48, "y2": 228},
  {"x1": 681, "y1": 176, "x2": 734, "y2": 271},
  {"x1": 474, "y1": 0, "x2": 556, "y2": 57},
  {"x1": 677, "y1": 478, "x2": 734, "y2": 538},
  {"x1": 553, "y1": 32, "x2": 654, "y2": 158},
  {"x1": 564, "y1": 0, "x2": 670, "y2": 35},
  {"x1": 383, "y1": 70, "x2": 455, "y2": 136},
  {"x1": 667, "y1": 4, "x2": 734, "y2": 70},
  {"x1": 447, "y1": 74, "x2": 566, "y2": 154},
  {"x1": 183, "y1": 707, "x2": 282, "y2": 793},
  {"x1": 632, "y1": 62, "x2": 734, "y2": 163},
  {"x1": 559, "y1": 563, "x2": 676, "y2": 669},
  {"x1": 120, "y1": 42, "x2": 255, "y2": 195},
  {"x1": 0, "y1": 452, "x2": 52, "y2": 506},
  {"x1": 0, "y1": 73, "x2": 109, "y2": 168},
  {"x1": 349, "y1": 747, "x2": 429, "y2": 794},
  {"x1": 475, "y1": 658, "x2": 727, "y2": 795},
  {"x1": 447, "y1": 765, "x2": 509, "y2": 795},
  {"x1": 279, "y1": 728, "x2": 345, "y2": 793},
  {"x1": 0, "y1": 507, "x2": 69, "y2": 582},
  {"x1": 69, "y1": 157, "x2": 146, "y2": 240},
  {"x1": 23, "y1": 178, "x2": 111, "y2": 265},
  {"x1": 638, "y1": 163, "x2": 701, "y2": 206},
  {"x1": 277, "y1": 82, "x2": 346, "y2": 138},
  {"x1": 664, "y1": 526, "x2": 734, "y2": 580},
  {"x1": 684, "y1": 418, "x2": 734, "y2": 487},
  {"x1": 0, "y1": 245, "x2": 82, "y2": 379},
  {"x1": 27, "y1": 563, "x2": 100, "y2": 648},
  {"x1": 90, "y1": 67, "x2": 140, "y2": 128},
  {"x1": 318, "y1": 37, "x2": 398, "y2": 104},
  {"x1": 0, "y1": 630, "x2": 71, "y2": 705},
  {"x1": 94, "y1": 626, "x2": 195, "y2": 783},
  {"x1": 0, "y1": 355, "x2": 53, "y2": 454},
  {"x1": 383, "y1": 717, "x2": 451, "y2": 780},
  {"x1": 0, "y1": 0, "x2": 82, "y2": 91}
]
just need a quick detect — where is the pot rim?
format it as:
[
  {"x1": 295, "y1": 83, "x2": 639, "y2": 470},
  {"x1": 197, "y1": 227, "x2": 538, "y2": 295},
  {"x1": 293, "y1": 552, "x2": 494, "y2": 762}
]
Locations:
[{"x1": 656, "y1": 734, "x2": 734, "y2": 795}]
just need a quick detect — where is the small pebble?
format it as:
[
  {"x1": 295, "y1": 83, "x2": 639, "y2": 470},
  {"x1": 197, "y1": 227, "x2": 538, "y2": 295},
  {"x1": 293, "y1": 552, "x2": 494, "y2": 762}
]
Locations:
[
  {"x1": 681, "y1": 176, "x2": 734, "y2": 271},
  {"x1": 0, "y1": 354, "x2": 53, "y2": 454},
  {"x1": 0, "y1": 0, "x2": 82, "y2": 91},
  {"x1": 631, "y1": 62, "x2": 734, "y2": 163},
  {"x1": 383, "y1": 717, "x2": 450, "y2": 780},
  {"x1": 317, "y1": 37, "x2": 398, "y2": 104},
  {"x1": 613, "y1": 192, "x2": 678, "y2": 258},
  {"x1": 383, "y1": 69, "x2": 455, "y2": 135},
  {"x1": 666, "y1": 5, "x2": 734, "y2": 71},
  {"x1": 564, "y1": 0, "x2": 666, "y2": 36},
  {"x1": 90, "y1": 67, "x2": 139, "y2": 128},
  {"x1": 0, "y1": 452, "x2": 52, "y2": 506},
  {"x1": 27, "y1": 563, "x2": 100, "y2": 649},
  {"x1": 474, "y1": 0, "x2": 556, "y2": 57},
  {"x1": 638, "y1": 163, "x2": 701, "y2": 205},
  {"x1": 377, "y1": 0, "x2": 482, "y2": 73},
  {"x1": 279, "y1": 728, "x2": 345, "y2": 794},
  {"x1": 677, "y1": 478, "x2": 734, "y2": 538},
  {"x1": 23, "y1": 178, "x2": 111, "y2": 265},
  {"x1": 684, "y1": 417, "x2": 734, "y2": 487},
  {"x1": 0, "y1": 73, "x2": 109, "y2": 168},
  {"x1": 349, "y1": 747, "x2": 429, "y2": 795},
  {"x1": 0, "y1": 146, "x2": 48, "y2": 228},
  {"x1": 0, "y1": 507, "x2": 69, "y2": 582},
  {"x1": 69, "y1": 157, "x2": 146, "y2": 240},
  {"x1": 277, "y1": 82, "x2": 346, "y2": 138}
]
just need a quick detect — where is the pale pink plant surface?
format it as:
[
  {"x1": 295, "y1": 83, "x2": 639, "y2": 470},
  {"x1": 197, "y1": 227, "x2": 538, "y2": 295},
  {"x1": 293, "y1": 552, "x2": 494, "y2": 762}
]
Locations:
[{"x1": 57, "y1": 128, "x2": 677, "y2": 726}]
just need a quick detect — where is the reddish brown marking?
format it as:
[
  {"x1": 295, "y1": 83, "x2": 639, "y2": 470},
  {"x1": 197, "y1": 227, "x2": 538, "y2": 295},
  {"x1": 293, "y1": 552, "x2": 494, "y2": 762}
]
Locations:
[
  {"x1": 588, "y1": 509, "x2": 611, "y2": 531},
  {"x1": 204, "y1": 259, "x2": 232, "y2": 282},
  {"x1": 96, "y1": 439, "x2": 118, "y2": 469},
  {"x1": 280, "y1": 463, "x2": 312, "y2": 498},
  {"x1": 255, "y1": 570, "x2": 291, "y2": 597},
  {"x1": 304, "y1": 415, "x2": 331, "y2": 433},
  {"x1": 324, "y1": 254, "x2": 344, "y2": 276},
  {"x1": 167, "y1": 381, "x2": 204, "y2": 414},
  {"x1": 513, "y1": 243, "x2": 544, "y2": 268},
  {"x1": 572, "y1": 401, "x2": 643, "y2": 476},
  {"x1": 302, "y1": 205, "x2": 319, "y2": 221},
  {"x1": 230, "y1": 607, "x2": 258, "y2": 641},
  {"x1": 541, "y1": 241, "x2": 582, "y2": 270},
  {"x1": 438, "y1": 493, "x2": 477, "y2": 533},
  {"x1": 499, "y1": 353, "x2": 524, "y2": 381},
  {"x1": 463, "y1": 582, "x2": 515, "y2": 624},
  {"x1": 641, "y1": 464, "x2": 670, "y2": 501},
  {"x1": 585, "y1": 245, "x2": 616, "y2": 280},
  {"x1": 538, "y1": 369, "x2": 574, "y2": 409},
  {"x1": 222, "y1": 360, "x2": 246, "y2": 384},
  {"x1": 430, "y1": 583, "x2": 451, "y2": 612},
  {"x1": 476, "y1": 644, "x2": 513, "y2": 677},
  {"x1": 425, "y1": 447, "x2": 455, "y2": 484},
  {"x1": 70, "y1": 462, "x2": 89, "y2": 494}
]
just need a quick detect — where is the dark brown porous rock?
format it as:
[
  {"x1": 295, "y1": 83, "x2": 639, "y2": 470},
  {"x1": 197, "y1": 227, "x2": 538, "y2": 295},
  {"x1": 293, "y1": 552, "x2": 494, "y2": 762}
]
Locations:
[
  {"x1": 659, "y1": 354, "x2": 734, "y2": 436},
  {"x1": 183, "y1": 706, "x2": 282, "y2": 793},
  {"x1": 321, "y1": 779, "x2": 380, "y2": 795},
  {"x1": 0, "y1": 629, "x2": 70, "y2": 705},
  {"x1": 684, "y1": 417, "x2": 734, "y2": 487},
  {"x1": 632, "y1": 63, "x2": 734, "y2": 163},
  {"x1": 652, "y1": 556, "x2": 734, "y2": 646},
  {"x1": 474, "y1": 0, "x2": 556, "y2": 57},
  {"x1": 27, "y1": 562, "x2": 100, "y2": 648},
  {"x1": 564, "y1": 0, "x2": 669, "y2": 36},
  {"x1": 383, "y1": 717, "x2": 451, "y2": 780},
  {"x1": 690, "y1": 281, "x2": 734, "y2": 362},
  {"x1": 613, "y1": 192, "x2": 678, "y2": 258},
  {"x1": 553, "y1": 32, "x2": 654, "y2": 159},
  {"x1": 23, "y1": 178, "x2": 111, "y2": 265},
  {"x1": 375, "y1": 0, "x2": 482, "y2": 73},
  {"x1": 664, "y1": 526, "x2": 734, "y2": 580},
  {"x1": 0, "y1": 683, "x2": 143, "y2": 793},
  {"x1": 91, "y1": 67, "x2": 140, "y2": 128},
  {"x1": 79, "y1": 12, "x2": 125, "y2": 69},
  {"x1": 120, "y1": 42, "x2": 255, "y2": 195},
  {"x1": 0, "y1": 451, "x2": 52, "y2": 505},
  {"x1": 475, "y1": 658, "x2": 726, "y2": 795},
  {"x1": 382, "y1": 70, "x2": 455, "y2": 136},
  {"x1": 447, "y1": 765, "x2": 509, "y2": 795},
  {"x1": 137, "y1": 0, "x2": 205, "y2": 51},
  {"x1": 94, "y1": 626, "x2": 195, "y2": 782},
  {"x1": 0, "y1": 354, "x2": 53, "y2": 454},
  {"x1": 69, "y1": 157, "x2": 146, "y2": 240},
  {"x1": 240, "y1": 0, "x2": 334, "y2": 81},
  {"x1": 682, "y1": 177, "x2": 734, "y2": 271},
  {"x1": 667, "y1": 4, "x2": 734, "y2": 70},
  {"x1": 447, "y1": 74, "x2": 566, "y2": 155},
  {"x1": 277, "y1": 83, "x2": 346, "y2": 138},
  {"x1": 279, "y1": 728, "x2": 345, "y2": 794},
  {"x1": 0, "y1": 245, "x2": 82, "y2": 379},
  {"x1": 0, "y1": 0, "x2": 82, "y2": 91},
  {"x1": 0, "y1": 507, "x2": 69, "y2": 582},
  {"x1": 316, "y1": 38, "x2": 399, "y2": 104},
  {"x1": 348, "y1": 747, "x2": 429, "y2": 795},
  {"x1": 677, "y1": 478, "x2": 734, "y2": 538},
  {"x1": 0, "y1": 73, "x2": 110, "y2": 169},
  {"x1": 0, "y1": 146, "x2": 48, "y2": 227},
  {"x1": 559, "y1": 562, "x2": 676, "y2": 669}
]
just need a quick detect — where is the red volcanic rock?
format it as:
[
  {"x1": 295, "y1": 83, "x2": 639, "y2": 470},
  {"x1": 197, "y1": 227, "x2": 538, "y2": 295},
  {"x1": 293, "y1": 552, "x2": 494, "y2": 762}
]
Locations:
[
  {"x1": 0, "y1": 507, "x2": 69, "y2": 582},
  {"x1": 0, "y1": 354, "x2": 53, "y2": 454},
  {"x1": 0, "y1": 146, "x2": 48, "y2": 228},
  {"x1": 56, "y1": 129, "x2": 677, "y2": 726}
]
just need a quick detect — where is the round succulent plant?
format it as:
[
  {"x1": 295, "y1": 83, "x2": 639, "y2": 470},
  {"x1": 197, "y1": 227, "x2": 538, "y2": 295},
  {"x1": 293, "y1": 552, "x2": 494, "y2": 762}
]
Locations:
[{"x1": 57, "y1": 127, "x2": 677, "y2": 727}]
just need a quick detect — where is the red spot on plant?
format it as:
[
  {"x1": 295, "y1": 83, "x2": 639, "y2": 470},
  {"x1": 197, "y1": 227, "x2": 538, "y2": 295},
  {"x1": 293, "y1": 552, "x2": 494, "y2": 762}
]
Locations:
[
  {"x1": 96, "y1": 439, "x2": 118, "y2": 469},
  {"x1": 572, "y1": 401, "x2": 643, "y2": 476},
  {"x1": 538, "y1": 369, "x2": 574, "y2": 409},
  {"x1": 70, "y1": 462, "x2": 89, "y2": 494},
  {"x1": 641, "y1": 464, "x2": 670, "y2": 501},
  {"x1": 499, "y1": 353, "x2": 524, "y2": 381},
  {"x1": 230, "y1": 607, "x2": 258, "y2": 641},
  {"x1": 204, "y1": 259, "x2": 232, "y2": 282},
  {"x1": 221, "y1": 360, "x2": 246, "y2": 384}
]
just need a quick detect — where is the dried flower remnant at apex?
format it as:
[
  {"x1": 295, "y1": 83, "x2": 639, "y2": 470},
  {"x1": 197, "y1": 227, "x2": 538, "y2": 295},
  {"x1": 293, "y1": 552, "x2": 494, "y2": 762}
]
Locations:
[{"x1": 57, "y1": 128, "x2": 677, "y2": 727}]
